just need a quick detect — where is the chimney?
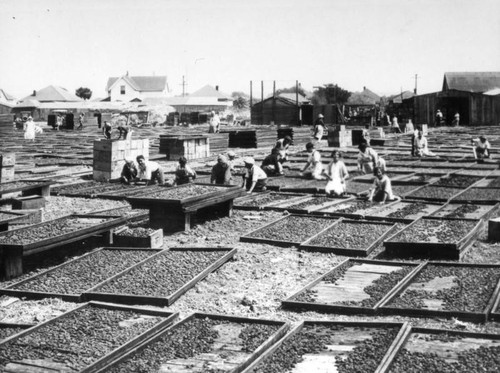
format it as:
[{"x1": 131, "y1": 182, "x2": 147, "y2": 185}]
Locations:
[
  {"x1": 215, "y1": 85, "x2": 219, "y2": 91},
  {"x1": 126, "y1": 71, "x2": 129, "y2": 76},
  {"x1": 363, "y1": 86, "x2": 366, "y2": 91},
  {"x1": 32, "y1": 90, "x2": 36, "y2": 96}
]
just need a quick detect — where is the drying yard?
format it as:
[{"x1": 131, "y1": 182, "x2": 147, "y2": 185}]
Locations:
[{"x1": 1, "y1": 121, "x2": 500, "y2": 372}]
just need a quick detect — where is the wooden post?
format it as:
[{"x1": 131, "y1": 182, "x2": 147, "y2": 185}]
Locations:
[
  {"x1": 296, "y1": 80, "x2": 299, "y2": 126},
  {"x1": 272, "y1": 81, "x2": 276, "y2": 125},
  {"x1": 261, "y1": 81, "x2": 264, "y2": 125},
  {"x1": 488, "y1": 218, "x2": 500, "y2": 241}
]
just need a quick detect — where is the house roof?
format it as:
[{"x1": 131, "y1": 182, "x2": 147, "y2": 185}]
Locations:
[
  {"x1": 21, "y1": 85, "x2": 82, "y2": 102},
  {"x1": 348, "y1": 87, "x2": 380, "y2": 105},
  {"x1": 106, "y1": 75, "x2": 167, "y2": 92},
  {"x1": 0, "y1": 89, "x2": 16, "y2": 101},
  {"x1": 387, "y1": 90, "x2": 415, "y2": 104},
  {"x1": 189, "y1": 85, "x2": 231, "y2": 100},
  {"x1": 278, "y1": 93, "x2": 308, "y2": 103},
  {"x1": 443, "y1": 72, "x2": 500, "y2": 93},
  {"x1": 15, "y1": 99, "x2": 41, "y2": 108}
]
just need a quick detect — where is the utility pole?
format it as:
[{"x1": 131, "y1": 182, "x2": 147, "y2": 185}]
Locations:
[
  {"x1": 414, "y1": 74, "x2": 418, "y2": 94},
  {"x1": 181, "y1": 75, "x2": 187, "y2": 97}
]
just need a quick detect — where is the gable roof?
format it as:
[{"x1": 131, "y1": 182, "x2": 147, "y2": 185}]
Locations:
[
  {"x1": 189, "y1": 85, "x2": 231, "y2": 99},
  {"x1": 443, "y1": 72, "x2": 500, "y2": 93},
  {"x1": 0, "y1": 89, "x2": 16, "y2": 101},
  {"x1": 348, "y1": 87, "x2": 380, "y2": 105},
  {"x1": 21, "y1": 85, "x2": 82, "y2": 102},
  {"x1": 106, "y1": 75, "x2": 167, "y2": 92},
  {"x1": 387, "y1": 90, "x2": 415, "y2": 104}
]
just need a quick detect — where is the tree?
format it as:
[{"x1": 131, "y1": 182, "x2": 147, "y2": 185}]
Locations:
[
  {"x1": 275, "y1": 85, "x2": 307, "y2": 97},
  {"x1": 233, "y1": 96, "x2": 249, "y2": 110},
  {"x1": 231, "y1": 91, "x2": 249, "y2": 98},
  {"x1": 311, "y1": 84, "x2": 351, "y2": 105},
  {"x1": 75, "y1": 87, "x2": 92, "y2": 100}
]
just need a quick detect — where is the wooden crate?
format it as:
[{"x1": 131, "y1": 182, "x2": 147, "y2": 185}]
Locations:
[
  {"x1": 0, "y1": 166, "x2": 15, "y2": 184},
  {"x1": 113, "y1": 227, "x2": 163, "y2": 248},
  {"x1": 11, "y1": 195, "x2": 45, "y2": 209},
  {"x1": 84, "y1": 247, "x2": 237, "y2": 306},
  {"x1": 0, "y1": 153, "x2": 16, "y2": 167},
  {"x1": 95, "y1": 312, "x2": 289, "y2": 373},
  {"x1": 378, "y1": 262, "x2": 500, "y2": 323},
  {"x1": 93, "y1": 139, "x2": 149, "y2": 181}
]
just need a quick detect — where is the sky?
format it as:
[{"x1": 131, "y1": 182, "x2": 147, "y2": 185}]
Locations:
[{"x1": 1, "y1": 0, "x2": 499, "y2": 100}]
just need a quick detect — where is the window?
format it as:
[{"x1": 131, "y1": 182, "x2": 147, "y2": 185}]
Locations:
[{"x1": 120, "y1": 85, "x2": 126, "y2": 95}]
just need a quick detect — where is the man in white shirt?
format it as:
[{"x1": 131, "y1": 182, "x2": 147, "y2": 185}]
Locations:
[
  {"x1": 472, "y1": 136, "x2": 491, "y2": 160},
  {"x1": 136, "y1": 155, "x2": 164, "y2": 185},
  {"x1": 242, "y1": 157, "x2": 267, "y2": 193}
]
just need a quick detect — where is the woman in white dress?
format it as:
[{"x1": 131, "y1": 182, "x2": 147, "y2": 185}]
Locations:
[
  {"x1": 23, "y1": 116, "x2": 36, "y2": 141},
  {"x1": 323, "y1": 150, "x2": 349, "y2": 197}
]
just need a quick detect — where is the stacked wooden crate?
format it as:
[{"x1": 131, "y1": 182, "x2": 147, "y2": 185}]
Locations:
[
  {"x1": 159, "y1": 135, "x2": 210, "y2": 160},
  {"x1": 93, "y1": 139, "x2": 149, "y2": 181},
  {"x1": 277, "y1": 127, "x2": 312, "y2": 147},
  {"x1": 327, "y1": 125, "x2": 352, "y2": 147},
  {"x1": 0, "y1": 153, "x2": 15, "y2": 183},
  {"x1": 206, "y1": 133, "x2": 229, "y2": 155},
  {"x1": 255, "y1": 127, "x2": 279, "y2": 148}
]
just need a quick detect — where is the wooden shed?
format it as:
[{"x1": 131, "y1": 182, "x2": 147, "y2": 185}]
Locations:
[
  {"x1": 251, "y1": 96, "x2": 300, "y2": 125},
  {"x1": 411, "y1": 72, "x2": 500, "y2": 126}
]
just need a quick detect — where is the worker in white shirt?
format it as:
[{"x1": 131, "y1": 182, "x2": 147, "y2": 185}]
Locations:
[
  {"x1": 300, "y1": 142, "x2": 324, "y2": 180},
  {"x1": 471, "y1": 136, "x2": 491, "y2": 160},
  {"x1": 136, "y1": 155, "x2": 165, "y2": 185},
  {"x1": 242, "y1": 157, "x2": 268, "y2": 193}
]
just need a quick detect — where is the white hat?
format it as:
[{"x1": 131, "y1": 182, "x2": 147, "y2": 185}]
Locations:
[
  {"x1": 124, "y1": 157, "x2": 134, "y2": 163},
  {"x1": 318, "y1": 113, "x2": 324, "y2": 118},
  {"x1": 243, "y1": 157, "x2": 255, "y2": 165},
  {"x1": 227, "y1": 151, "x2": 236, "y2": 158},
  {"x1": 28, "y1": 116, "x2": 33, "y2": 120}
]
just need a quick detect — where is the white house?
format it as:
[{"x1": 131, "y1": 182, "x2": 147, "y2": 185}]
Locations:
[{"x1": 106, "y1": 74, "x2": 169, "y2": 102}]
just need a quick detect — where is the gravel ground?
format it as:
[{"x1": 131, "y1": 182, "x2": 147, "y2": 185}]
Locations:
[{"x1": 1, "y1": 195, "x2": 500, "y2": 336}]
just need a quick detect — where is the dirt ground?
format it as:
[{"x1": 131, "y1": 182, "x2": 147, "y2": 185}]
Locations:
[{"x1": 1, "y1": 196, "x2": 500, "y2": 336}]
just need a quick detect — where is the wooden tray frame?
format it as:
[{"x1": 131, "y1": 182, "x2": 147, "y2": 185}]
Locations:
[
  {"x1": 0, "y1": 247, "x2": 161, "y2": 302},
  {"x1": 84, "y1": 247, "x2": 237, "y2": 307},
  {"x1": 300, "y1": 219, "x2": 398, "y2": 256},
  {"x1": 0, "y1": 301, "x2": 178, "y2": 373},
  {"x1": 241, "y1": 320, "x2": 410, "y2": 373},
  {"x1": 240, "y1": 214, "x2": 339, "y2": 247},
  {"x1": 383, "y1": 216, "x2": 483, "y2": 260},
  {"x1": 95, "y1": 312, "x2": 290, "y2": 373},
  {"x1": 378, "y1": 261, "x2": 500, "y2": 323},
  {"x1": 282, "y1": 258, "x2": 423, "y2": 314}
]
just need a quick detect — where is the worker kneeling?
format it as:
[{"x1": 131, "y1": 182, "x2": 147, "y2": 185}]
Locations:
[
  {"x1": 136, "y1": 155, "x2": 165, "y2": 185},
  {"x1": 261, "y1": 148, "x2": 284, "y2": 176},
  {"x1": 242, "y1": 157, "x2": 268, "y2": 193},
  {"x1": 300, "y1": 142, "x2": 324, "y2": 180}
]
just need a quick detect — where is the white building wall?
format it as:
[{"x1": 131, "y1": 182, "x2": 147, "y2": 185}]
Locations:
[{"x1": 109, "y1": 79, "x2": 141, "y2": 102}]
